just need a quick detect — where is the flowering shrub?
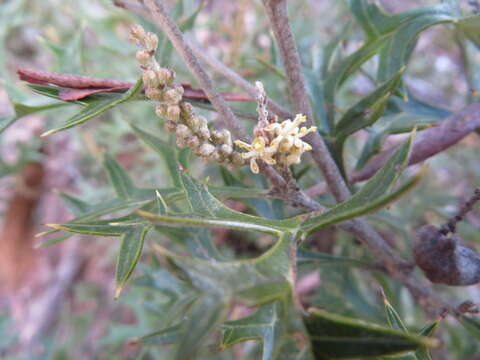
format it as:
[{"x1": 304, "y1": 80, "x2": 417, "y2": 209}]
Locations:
[{"x1": 2, "y1": 0, "x2": 480, "y2": 358}]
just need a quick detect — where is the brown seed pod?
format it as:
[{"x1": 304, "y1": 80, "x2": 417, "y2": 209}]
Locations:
[{"x1": 413, "y1": 225, "x2": 480, "y2": 286}]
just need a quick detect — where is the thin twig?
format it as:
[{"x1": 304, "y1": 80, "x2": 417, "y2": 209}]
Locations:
[{"x1": 189, "y1": 41, "x2": 293, "y2": 120}]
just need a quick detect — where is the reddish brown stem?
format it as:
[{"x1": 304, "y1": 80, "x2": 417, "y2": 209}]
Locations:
[
  {"x1": 18, "y1": 68, "x2": 132, "y2": 89},
  {"x1": 17, "y1": 68, "x2": 254, "y2": 102},
  {"x1": 352, "y1": 102, "x2": 480, "y2": 183}
]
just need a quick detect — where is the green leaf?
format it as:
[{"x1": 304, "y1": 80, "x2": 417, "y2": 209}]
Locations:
[
  {"x1": 171, "y1": 294, "x2": 226, "y2": 360},
  {"x1": 324, "y1": 37, "x2": 387, "y2": 126},
  {"x1": 156, "y1": 227, "x2": 224, "y2": 261},
  {"x1": 34, "y1": 233, "x2": 73, "y2": 249},
  {"x1": 130, "y1": 324, "x2": 181, "y2": 346},
  {"x1": 40, "y1": 78, "x2": 143, "y2": 137},
  {"x1": 297, "y1": 247, "x2": 373, "y2": 269},
  {"x1": 58, "y1": 192, "x2": 93, "y2": 216},
  {"x1": 155, "y1": 190, "x2": 168, "y2": 215},
  {"x1": 0, "y1": 99, "x2": 70, "y2": 134},
  {"x1": 334, "y1": 67, "x2": 404, "y2": 140},
  {"x1": 154, "y1": 232, "x2": 294, "y2": 297},
  {"x1": 383, "y1": 292, "x2": 408, "y2": 332},
  {"x1": 221, "y1": 301, "x2": 287, "y2": 360},
  {"x1": 39, "y1": 27, "x2": 84, "y2": 73},
  {"x1": 103, "y1": 153, "x2": 139, "y2": 199},
  {"x1": 354, "y1": 112, "x2": 437, "y2": 171},
  {"x1": 115, "y1": 226, "x2": 150, "y2": 298},
  {"x1": 458, "y1": 315, "x2": 480, "y2": 340},
  {"x1": 302, "y1": 133, "x2": 420, "y2": 234},
  {"x1": 130, "y1": 124, "x2": 181, "y2": 187},
  {"x1": 139, "y1": 172, "x2": 300, "y2": 235},
  {"x1": 219, "y1": 167, "x2": 275, "y2": 219},
  {"x1": 320, "y1": 22, "x2": 353, "y2": 79},
  {"x1": 456, "y1": 14, "x2": 480, "y2": 46},
  {"x1": 304, "y1": 71, "x2": 329, "y2": 132},
  {"x1": 377, "y1": 12, "x2": 453, "y2": 82},
  {"x1": 304, "y1": 308, "x2": 436, "y2": 359},
  {"x1": 415, "y1": 316, "x2": 444, "y2": 360},
  {"x1": 0, "y1": 115, "x2": 16, "y2": 134},
  {"x1": 46, "y1": 223, "x2": 136, "y2": 236}
]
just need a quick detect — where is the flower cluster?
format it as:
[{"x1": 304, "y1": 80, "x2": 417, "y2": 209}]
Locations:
[
  {"x1": 233, "y1": 82, "x2": 316, "y2": 174},
  {"x1": 130, "y1": 25, "x2": 244, "y2": 166},
  {"x1": 235, "y1": 114, "x2": 316, "y2": 173}
]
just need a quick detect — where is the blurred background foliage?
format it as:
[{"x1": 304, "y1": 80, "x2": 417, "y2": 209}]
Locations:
[{"x1": 0, "y1": 0, "x2": 479, "y2": 359}]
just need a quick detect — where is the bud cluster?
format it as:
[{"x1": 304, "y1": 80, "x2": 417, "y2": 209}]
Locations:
[{"x1": 130, "y1": 24, "x2": 244, "y2": 166}]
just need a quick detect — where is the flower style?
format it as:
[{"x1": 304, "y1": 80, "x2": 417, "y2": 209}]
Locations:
[{"x1": 234, "y1": 114, "x2": 317, "y2": 173}]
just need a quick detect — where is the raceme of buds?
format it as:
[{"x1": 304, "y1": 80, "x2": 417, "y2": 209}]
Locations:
[
  {"x1": 413, "y1": 225, "x2": 480, "y2": 286},
  {"x1": 130, "y1": 24, "x2": 244, "y2": 166}
]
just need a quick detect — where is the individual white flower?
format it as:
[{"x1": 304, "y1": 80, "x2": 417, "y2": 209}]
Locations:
[{"x1": 234, "y1": 137, "x2": 276, "y2": 174}]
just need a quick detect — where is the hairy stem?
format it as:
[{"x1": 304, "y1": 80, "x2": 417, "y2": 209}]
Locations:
[{"x1": 262, "y1": 0, "x2": 351, "y2": 202}]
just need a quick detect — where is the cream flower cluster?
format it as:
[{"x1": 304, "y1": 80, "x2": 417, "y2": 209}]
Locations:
[
  {"x1": 130, "y1": 25, "x2": 244, "y2": 166},
  {"x1": 235, "y1": 114, "x2": 316, "y2": 174}
]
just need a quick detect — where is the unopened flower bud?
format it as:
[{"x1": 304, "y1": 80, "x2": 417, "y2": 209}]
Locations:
[
  {"x1": 163, "y1": 87, "x2": 183, "y2": 104},
  {"x1": 166, "y1": 105, "x2": 181, "y2": 121},
  {"x1": 210, "y1": 150, "x2": 221, "y2": 162},
  {"x1": 145, "y1": 88, "x2": 163, "y2": 101},
  {"x1": 186, "y1": 114, "x2": 201, "y2": 130},
  {"x1": 136, "y1": 50, "x2": 151, "y2": 66},
  {"x1": 180, "y1": 102, "x2": 193, "y2": 118},
  {"x1": 176, "y1": 124, "x2": 191, "y2": 138},
  {"x1": 219, "y1": 144, "x2": 233, "y2": 156},
  {"x1": 176, "y1": 137, "x2": 187, "y2": 148},
  {"x1": 219, "y1": 129, "x2": 232, "y2": 146},
  {"x1": 155, "y1": 104, "x2": 168, "y2": 118},
  {"x1": 198, "y1": 125, "x2": 210, "y2": 140},
  {"x1": 186, "y1": 135, "x2": 200, "y2": 148},
  {"x1": 196, "y1": 115, "x2": 207, "y2": 127},
  {"x1": 210, "y1": 130, "x2": 223, "y2": 144},
  {"x1": 198, "y1": 143, "x2": 215, "y2": 157},
  {"x1": 231, "y1": 152, "x2": 245, "y2": 165},
  {"x1": 157, "y1": 68, "x2": 175, "y2": 85},
  {"x1": 130, "y1": 24, "x2": 146, "y2": 42},
  {"x1": 143, "y1": 70, "x2": 159, "y2": 88},
  {"x1": 164, "y1": 120, "x2": 177, "y2": 132},
  {"x1": 144, "y1": 33, "x2": 158, "y2": 52}
]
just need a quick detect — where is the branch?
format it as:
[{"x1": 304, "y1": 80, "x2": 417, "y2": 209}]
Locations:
[
  {"x1": 352, "y1": 102, "x2": 480, "y2": 183},
  {"x1": 307, "y1": 102, "x2": 480, "y2": 197},
  {"x1": 188, "y1": 41, "x2": 294, "y2": 120},
  {"x1": 261, "y1": 0, "x2": 351, "y2": 203}
]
